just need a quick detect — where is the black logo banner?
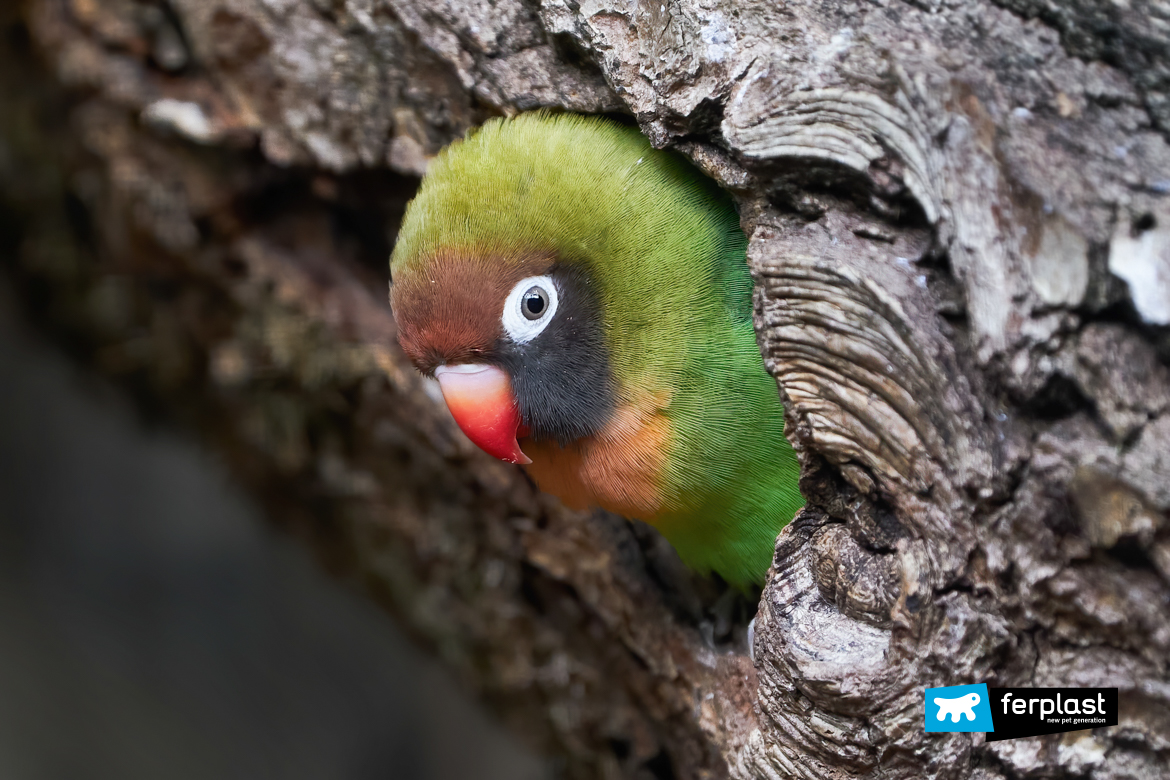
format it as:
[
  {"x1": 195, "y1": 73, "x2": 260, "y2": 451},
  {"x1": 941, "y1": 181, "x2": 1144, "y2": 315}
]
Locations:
[{"x1": 986, "y1": 688, "x2": 1118, "y2": 741}]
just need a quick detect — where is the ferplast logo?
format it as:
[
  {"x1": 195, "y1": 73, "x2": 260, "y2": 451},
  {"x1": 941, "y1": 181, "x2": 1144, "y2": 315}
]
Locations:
[
  {"x1": 924, "y1": 684, "x2": 994, "y2": 733},
  {"x1": 985, "y1": 688, "x2": 1118, "y2": 742},
  {"x1": 924, "y1": 685, "x2": 1119, "y2": 740}
]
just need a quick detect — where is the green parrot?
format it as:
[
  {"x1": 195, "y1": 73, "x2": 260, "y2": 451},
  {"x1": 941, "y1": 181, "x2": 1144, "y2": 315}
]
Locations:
[{"x1": 390, "y1": 112, "x2": 802, "y2": 588}]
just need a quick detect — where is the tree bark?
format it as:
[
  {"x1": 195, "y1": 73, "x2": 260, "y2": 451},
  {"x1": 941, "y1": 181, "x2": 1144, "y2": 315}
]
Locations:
[{"x1": 2, "y1": 0, "x2": 1168, "y2": 778}]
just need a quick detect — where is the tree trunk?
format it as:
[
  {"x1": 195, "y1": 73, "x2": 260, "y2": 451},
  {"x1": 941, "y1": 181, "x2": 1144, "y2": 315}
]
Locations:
[{"x1": 2, "y1": 0, "x2": 1168, "y2": 778}]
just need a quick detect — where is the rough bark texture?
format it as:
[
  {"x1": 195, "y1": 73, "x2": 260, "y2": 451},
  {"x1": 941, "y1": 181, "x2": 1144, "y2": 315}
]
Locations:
[{"x1": 2, "y1": 0, "x2": 1169, "y2": 778}]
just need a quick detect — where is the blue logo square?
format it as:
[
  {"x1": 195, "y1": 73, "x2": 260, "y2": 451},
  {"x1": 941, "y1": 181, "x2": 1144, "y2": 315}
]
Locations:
[{"x1": 925, "y1": 683, "x2": 994, "y2": 732}]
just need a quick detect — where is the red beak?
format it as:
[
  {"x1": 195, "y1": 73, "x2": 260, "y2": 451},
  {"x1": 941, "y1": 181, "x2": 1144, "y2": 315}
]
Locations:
[{"x1": 434, "y1": 364, "x2": 531, "y2": 465}]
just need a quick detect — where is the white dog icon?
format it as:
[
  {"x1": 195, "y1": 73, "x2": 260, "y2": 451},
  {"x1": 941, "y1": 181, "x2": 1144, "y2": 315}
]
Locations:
[{"x1": 934, "y1": 692, "x2": 981, "y2": 722}]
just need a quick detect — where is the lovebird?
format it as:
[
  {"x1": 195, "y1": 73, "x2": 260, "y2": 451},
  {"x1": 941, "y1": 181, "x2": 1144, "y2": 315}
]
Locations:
[{"x1": 389, "y1": 113, "x2": 802, "y2": 588}]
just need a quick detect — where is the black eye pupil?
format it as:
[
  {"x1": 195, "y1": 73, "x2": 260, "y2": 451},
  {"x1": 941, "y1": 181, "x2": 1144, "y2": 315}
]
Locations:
[{"x1": 522, "y1": 287, "x2": 548, "y2": 320}]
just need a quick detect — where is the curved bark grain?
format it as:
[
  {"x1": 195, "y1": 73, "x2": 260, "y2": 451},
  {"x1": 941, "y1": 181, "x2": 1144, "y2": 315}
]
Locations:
[{"x1": 1, "y1": 0, "x2": 1168, "y2": 777}]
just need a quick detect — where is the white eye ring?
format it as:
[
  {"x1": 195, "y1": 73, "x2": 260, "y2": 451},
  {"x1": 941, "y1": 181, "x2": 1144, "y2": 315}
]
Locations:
[{"x1": 502, "y1": 275, "x2": 558, "y2": 344}]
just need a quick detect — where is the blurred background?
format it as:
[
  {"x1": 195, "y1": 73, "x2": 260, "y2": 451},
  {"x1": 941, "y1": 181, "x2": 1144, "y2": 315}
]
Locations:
[{"x1": 0, "y1": 292, "x2": 549, "y2": 780}]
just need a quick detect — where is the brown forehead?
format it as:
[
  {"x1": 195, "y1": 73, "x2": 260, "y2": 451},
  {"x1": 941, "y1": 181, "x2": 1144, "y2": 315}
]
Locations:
[{"x1": 391, "y1": 249, "x2": 553, "y2": 371}]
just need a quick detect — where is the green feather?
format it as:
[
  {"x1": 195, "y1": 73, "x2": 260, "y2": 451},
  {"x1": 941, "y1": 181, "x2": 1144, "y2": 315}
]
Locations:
[{"x1": 392, "y1": 112, "x2": 803, "y2": 588}]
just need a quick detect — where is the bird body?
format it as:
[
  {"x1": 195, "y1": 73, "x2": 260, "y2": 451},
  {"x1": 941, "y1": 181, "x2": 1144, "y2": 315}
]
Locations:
[{"x1": 391, "y1": 113, "x2": 802, "y2": 588}]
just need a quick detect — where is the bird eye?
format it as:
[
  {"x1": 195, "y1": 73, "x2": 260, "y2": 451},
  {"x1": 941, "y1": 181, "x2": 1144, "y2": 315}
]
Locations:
[
  {"x1": 521, "y1": 287, "x2": 548, "y2": 320},
  {"x1": 502, "y1": 275, "x2": 558, "y2": 344}
]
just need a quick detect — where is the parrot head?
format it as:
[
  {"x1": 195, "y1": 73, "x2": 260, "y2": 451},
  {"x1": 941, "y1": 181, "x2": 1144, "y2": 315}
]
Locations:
[{"x1": 391, "y1": 250, "x2": 614, "y2": 465}]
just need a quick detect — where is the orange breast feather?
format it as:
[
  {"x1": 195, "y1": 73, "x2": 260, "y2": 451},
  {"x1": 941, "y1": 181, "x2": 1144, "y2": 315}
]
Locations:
[{"x1": 522, "y1": 392, "x2": 672, "y2": 524}]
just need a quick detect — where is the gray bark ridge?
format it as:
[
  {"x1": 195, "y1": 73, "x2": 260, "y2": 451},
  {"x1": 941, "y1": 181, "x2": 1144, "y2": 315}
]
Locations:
[{"x1": 15, "y1": 0, "x2": 1170, "y2": 778}]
